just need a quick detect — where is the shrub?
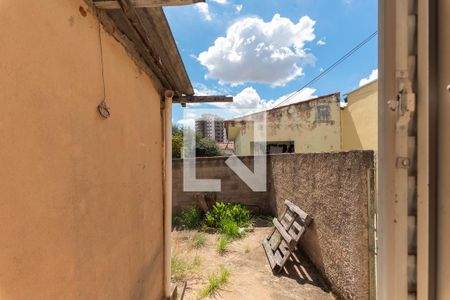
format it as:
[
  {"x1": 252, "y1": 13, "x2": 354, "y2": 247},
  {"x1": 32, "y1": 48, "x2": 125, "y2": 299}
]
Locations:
[
  {"x1": 174, "y1": 207, "x2": 203, "y2": 229},
  {"x1": 197, "y1": 267, "x2": 230, "y2": 299},
  {"x1": 204, "y1": 202, "x2": 252, "y2": 228},
  {"x1": 218, "y1": 218, "x2": 240, "y2": 238}
]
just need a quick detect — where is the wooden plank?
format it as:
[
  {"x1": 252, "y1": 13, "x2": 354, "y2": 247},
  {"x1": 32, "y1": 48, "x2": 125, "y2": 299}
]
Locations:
[
  {"x1": 173, "y1": 95, "x2": 233, "y2": 103},
  {"x1": 94, "y1": 0, "x2": 204, "y2": 9},
  {"x1": 284, "y1": 200, "x2": 313, "y2": 226},
  {"x1": 273, "y1": 250, "x2": 284, "y2": 273},
  {"x1": 262, "y1": 238, "x2": 278, "y2": 271},
  {"x1": 137, "y1": 8, "x2": 193, "y2": 95},
  {"x1": 90, "y1": 0, "x2": 193, "y2": 95},
  {"x1": 288, "y1": 221, "x2": 306, "y2": 241},
  {"x1": 273, "y1": 210, "x2": 296, "y2": 251},
  {"x1": 273, "y1": 218, "x2": 296, "y2": 250},
  {"x1": 113, "y1": 1, "x2": 173, "y2": 89}
]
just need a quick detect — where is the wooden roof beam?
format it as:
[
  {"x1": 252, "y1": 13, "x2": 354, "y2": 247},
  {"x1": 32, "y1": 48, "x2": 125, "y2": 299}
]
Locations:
[
  {"x1": 94, "y1": 0, "x2": 204, "y2": 9},
  {"x1": 173, "y1": 95, "x2": 233, "y2": 105}
]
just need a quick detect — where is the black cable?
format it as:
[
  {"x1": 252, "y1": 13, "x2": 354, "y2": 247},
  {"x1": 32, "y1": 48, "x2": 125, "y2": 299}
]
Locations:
[{"x1": 274, "y1": 31, "x2": 378, "y2": 108}]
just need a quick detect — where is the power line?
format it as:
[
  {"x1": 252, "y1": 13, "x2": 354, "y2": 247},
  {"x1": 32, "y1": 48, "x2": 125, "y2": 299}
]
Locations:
[{"x1": 274, "y1": 30, "x2": 378, "y2": 108}]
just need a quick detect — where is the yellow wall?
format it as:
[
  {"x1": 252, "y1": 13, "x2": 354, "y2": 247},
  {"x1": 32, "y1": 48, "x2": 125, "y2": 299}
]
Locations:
[
  {"x1": 0, "y1": 1, "x2": 164, "y2": 299},
  {"x1": 341, "y1": 81, "x2": 378, "y2": 151},
  {"x1": 229, "y1": 94, "x2": 341, "y2": 155}
]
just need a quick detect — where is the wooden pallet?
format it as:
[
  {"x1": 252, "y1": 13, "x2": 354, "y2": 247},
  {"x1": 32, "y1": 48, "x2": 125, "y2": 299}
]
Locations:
[{"x1": 262, "y1": 200, "x2": 313, "y2": 273}]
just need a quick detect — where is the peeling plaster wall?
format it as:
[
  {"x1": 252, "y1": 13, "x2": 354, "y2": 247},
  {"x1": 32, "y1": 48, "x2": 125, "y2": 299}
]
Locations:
[
  {"x1": 0, "y1": 1, "x2": 164, "y2": 299},
  {"x1": 229, "y1": 93, "x2": 342, "y2": 155},
  {"x1": 270, "y1": 151, "x2": 374, "y2": 299}
]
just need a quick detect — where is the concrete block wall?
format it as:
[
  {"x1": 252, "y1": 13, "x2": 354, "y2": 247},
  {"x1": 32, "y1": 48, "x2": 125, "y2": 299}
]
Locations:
[{"x1": 172, "y1": 156, "x2": 272, "y2": 215}]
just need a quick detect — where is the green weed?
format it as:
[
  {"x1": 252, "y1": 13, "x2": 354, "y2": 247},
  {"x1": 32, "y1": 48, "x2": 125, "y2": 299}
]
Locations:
[
  {"x1": 192, "y1": 232, "x2": 206, "y2": 248},
  {"x1": 197, "y1": 267, "x2": 230, "y2": 299},
  {"x1": 216, "y1": 235, "x2": 229, "y2": 255},
  {"x1": 171, "y1": 253, "x2": 201, "y2": 282}
]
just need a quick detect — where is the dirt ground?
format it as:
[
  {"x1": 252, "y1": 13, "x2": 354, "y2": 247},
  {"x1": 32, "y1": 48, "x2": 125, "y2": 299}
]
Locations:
[{"x1": 171, "y1": 225, "x2": 335, "y2": 300}]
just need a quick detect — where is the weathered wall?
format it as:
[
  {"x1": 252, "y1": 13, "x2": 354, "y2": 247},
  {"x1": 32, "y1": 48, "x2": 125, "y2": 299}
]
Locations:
[
  {"x1": 228, "y1": 93, "x2": 342, "y2": 155},
  {"x1": 172, "y1": 157, "x2": 271, "y2": 215},
  {"x1": 0, "y1": 1, "x2": 164, "y2": 299},
  {"x1": 341, "y1": 81, "x2": 378, "y2": 151},
  {"x1": 270, "y1": 151, "x2": 374, "y2": 299}
]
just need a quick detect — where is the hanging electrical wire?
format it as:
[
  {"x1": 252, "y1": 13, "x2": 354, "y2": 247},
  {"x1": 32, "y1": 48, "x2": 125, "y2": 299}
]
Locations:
[{"x1": 273, "y1": 30, "x2": 378, "y2": 109}]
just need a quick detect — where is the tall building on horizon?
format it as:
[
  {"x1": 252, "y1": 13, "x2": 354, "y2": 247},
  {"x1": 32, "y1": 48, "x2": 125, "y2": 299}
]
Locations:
[{"x1": 195, "y1": 113, "x2": 226, "y2": 143}]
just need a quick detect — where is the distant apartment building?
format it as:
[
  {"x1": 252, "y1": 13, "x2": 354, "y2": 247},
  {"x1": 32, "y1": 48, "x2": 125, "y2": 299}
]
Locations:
[
  {"x1": 225, "y1": 93, "x2": 341, "y2": 155},
  {"x1": 195, "y1": 114, "x2": 226, "y2": 143}
]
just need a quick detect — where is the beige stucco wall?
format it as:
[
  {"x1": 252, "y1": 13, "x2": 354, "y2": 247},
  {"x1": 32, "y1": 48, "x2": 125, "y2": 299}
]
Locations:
[
  {"x1": 0, "y1": 1, "x2": 164, "y2": 299},
  {"x1": 229, "y1": 94, "x2": 341, "y2": 155},
  {"x1": 341, "y1": 81, "x2": 378, "y2": 151}
]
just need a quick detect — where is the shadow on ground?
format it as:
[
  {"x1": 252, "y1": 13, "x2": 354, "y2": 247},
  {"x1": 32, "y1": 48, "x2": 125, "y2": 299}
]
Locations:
[{"x1": 276, "y1": 249, "x2": 331, "y2": 293}]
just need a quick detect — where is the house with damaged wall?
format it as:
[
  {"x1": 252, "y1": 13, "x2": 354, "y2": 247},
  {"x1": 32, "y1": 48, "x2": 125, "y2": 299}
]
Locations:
[
  {"x1": 0, "y1": 0, "x2": 230, "y2": 299},
  {"x1": 225, "y1": 93, "x2": 342, "y2": 155},
  {"x1": 226, "y1": 84, "x2": 378, "y2": 156}
]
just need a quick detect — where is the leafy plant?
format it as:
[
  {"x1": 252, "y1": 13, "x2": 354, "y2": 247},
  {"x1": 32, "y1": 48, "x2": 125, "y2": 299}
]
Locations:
[
  {"x1": 218, "y1": 218, "x2": 240, "y2": 238},
  {"x1": 192, "y1": 233, "x2": 206, "y2": 248},
  {"x1": 216, "y1": 235, "x2": 229, "y2": 255},
  {"x1": 197, "y1": 267, "x2": 230, "y2": 299},
  {"x1": 174, "y1": 207, "x2": 203, "y2": 229},
  {"x1": 204, "y1": 202, "x2": 252, "y2": 228}
]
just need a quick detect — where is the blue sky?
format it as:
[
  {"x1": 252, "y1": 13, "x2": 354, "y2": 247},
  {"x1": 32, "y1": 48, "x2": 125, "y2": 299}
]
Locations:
[{"x1": 164, "y1": 0, "x2": 378, "y2": 126}]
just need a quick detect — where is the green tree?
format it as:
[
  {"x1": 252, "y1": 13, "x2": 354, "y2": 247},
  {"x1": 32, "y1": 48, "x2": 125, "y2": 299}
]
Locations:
[
  {"x1": 171, "y1": 125, "x2": 223, "y2": 158},
  {"x1": 196, "y1": 137, "x2": 223, "y2": 157},
  {"x1": 172, "y1": 135, "x2": 183, "y2": 159},
  {"x1": 172, "y1": 125, "x2": 184, "y2": 137}
]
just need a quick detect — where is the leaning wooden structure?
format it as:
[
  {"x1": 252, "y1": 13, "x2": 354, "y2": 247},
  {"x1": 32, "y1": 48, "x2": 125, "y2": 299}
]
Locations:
[{"x1": 262, "y1": 200, "x2": 313, "y2": 273}]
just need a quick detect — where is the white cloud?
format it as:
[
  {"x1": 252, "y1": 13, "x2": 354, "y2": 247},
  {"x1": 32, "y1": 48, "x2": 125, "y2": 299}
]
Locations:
[
  {"x1": 193, "y1": 83, "x2": 230, "y2": 96},
  {"x1": 235, "y1": 4, "x2": 243, "y2": 13},
  {"x1": 263, "y1": 87, "x2": 317, "y2": 108},
  {"x1": 317, "y1": 39, "x2": 326, "y2": 45},
  {"x1": 195, "y1": 3, "x2": 212, "y2": 21},
  {"x1": 197, "y1": 14, "x2": 316, "y2": 86},
  {"x1": 207, "y1": 86, "x2": 317, "y2": 115},
  {"x1": 211, "y1": 0, "x2": 227, "y2": 4},
  {"x1": 177, "y1": 118, "x2": 195, "y2": 129},
  {"x1": 359, "y1": 69, "x2": 378, "y2": 86}
]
